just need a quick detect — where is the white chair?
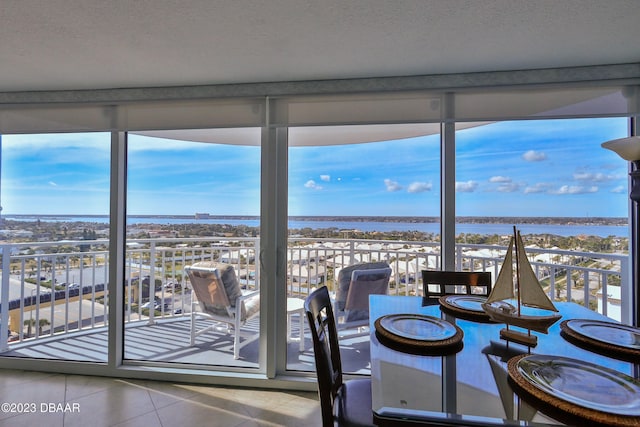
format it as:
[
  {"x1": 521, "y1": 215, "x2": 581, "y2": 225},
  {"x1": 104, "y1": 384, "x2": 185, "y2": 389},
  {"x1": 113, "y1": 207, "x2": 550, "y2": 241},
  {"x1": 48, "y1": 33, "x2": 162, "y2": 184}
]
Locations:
[
  {"x1": 334, "y1": 263, "x2": 391, "y2": 333},
  {"x1": 185, "y1": 262, "x2": 260, "y2": 359}
]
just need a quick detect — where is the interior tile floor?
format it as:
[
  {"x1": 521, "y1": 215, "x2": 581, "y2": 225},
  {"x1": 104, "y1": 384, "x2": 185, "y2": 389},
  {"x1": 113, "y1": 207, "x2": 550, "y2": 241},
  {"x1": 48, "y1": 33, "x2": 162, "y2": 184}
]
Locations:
[{"x1": 0, "y1": 369, "x2": 322, "y2": 427}]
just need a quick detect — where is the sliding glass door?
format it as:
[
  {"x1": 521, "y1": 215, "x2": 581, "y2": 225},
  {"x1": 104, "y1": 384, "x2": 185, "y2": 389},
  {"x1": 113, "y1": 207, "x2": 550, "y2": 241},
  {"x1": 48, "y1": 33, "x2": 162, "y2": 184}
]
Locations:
[
  {"x1": 124, "y1": 129, "x2": 262, "y2": 369},
  {"x1": 286, "y1": 124, "x2": 441, "y2": 373},
  {"x1": 0, "y1": 132, "x2": 111, "y2": 362}
]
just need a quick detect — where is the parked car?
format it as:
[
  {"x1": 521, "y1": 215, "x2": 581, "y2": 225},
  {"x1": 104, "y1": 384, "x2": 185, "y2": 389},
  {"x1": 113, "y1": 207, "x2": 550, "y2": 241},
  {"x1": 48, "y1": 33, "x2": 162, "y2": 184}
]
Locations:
[
  {"x1": 141, "y1": 297, "x2": 169, "y2": 311},
  {"x1": 163, "y1": 282, "x2": 182, "y2": 291}
]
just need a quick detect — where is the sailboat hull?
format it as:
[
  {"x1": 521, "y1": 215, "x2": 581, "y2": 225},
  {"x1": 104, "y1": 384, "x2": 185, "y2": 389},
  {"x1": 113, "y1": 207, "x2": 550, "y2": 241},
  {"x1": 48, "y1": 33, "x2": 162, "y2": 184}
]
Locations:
[{"x1": 481, "y1": 301, "x2": 562, "y2": 334}]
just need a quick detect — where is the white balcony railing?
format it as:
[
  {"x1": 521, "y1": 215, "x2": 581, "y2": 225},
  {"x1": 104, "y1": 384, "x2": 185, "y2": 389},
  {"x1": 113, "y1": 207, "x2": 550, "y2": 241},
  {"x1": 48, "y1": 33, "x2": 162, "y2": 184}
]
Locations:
[{"x1": 0, "y1": 237, "x2": 629, "y2": 350}]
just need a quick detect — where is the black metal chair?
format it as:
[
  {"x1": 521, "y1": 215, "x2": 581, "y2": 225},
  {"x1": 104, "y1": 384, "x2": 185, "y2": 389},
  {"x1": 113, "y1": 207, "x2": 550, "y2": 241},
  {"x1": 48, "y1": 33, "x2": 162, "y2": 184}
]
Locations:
[
  {"x1": 304, "y1": 286, "x2": 374, "y2": 427},
  {"x1": 422, "y1": 270, "x2": 492, "y2": 305}
]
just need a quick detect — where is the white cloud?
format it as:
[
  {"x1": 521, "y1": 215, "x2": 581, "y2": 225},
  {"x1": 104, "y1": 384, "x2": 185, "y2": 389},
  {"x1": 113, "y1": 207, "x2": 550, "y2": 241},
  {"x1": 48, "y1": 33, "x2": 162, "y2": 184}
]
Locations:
[
  {"x1": 384, "y1": 179, "x2": 403, "y2": 192},
  {"x1": 489, "y1": 176, "x2": 511, "y2": 183},
  {"x1": 611, "y1": 185, "x2": 626, "y2": 194},
  {"x1": 455, "y1": 181, "x2": 478, "y2": 192},
  {"x1": 573, "y1": 172, "x2": 618, "y2": 182},
  {"x1": 48, "y1": 181, "x2": 58, "y2": 186},
  {"x1": 304, "y1": 180, "x2": 322, "y2": 190},
  {"x1": 524, "y1": 183, "x2": 552, "y2": 194},
  {"x1": 497, "y1": 183, "x2": 520, "y2": 192},
  {"x1": 522, "y1": 150, "x2": 547, "y2": 162},
  {"x1": 551, "y1": 185, "x2": 598, "y2": 195},
  {"x1": 320, "y1": 175, "x2": 331, "y2": 182},
  {"x1": 407, "y1": 182, "x2": 432, "y2": 193}
]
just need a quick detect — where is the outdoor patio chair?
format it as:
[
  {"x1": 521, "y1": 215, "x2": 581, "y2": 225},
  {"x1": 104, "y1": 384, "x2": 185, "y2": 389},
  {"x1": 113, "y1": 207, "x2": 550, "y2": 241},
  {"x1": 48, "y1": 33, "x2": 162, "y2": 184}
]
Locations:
[
  {"x1": 421, "y1": 270, "x2": 492, "y2": 305},
  {"x1": 334, "y1": 262, "x2": 392, "y2": 332},
  {"x1": 185, "y1": 261, "x2": 260, "y2": 359},
  {"x1": 305, "y1": 286, "x2": 374, "y2": 427}
]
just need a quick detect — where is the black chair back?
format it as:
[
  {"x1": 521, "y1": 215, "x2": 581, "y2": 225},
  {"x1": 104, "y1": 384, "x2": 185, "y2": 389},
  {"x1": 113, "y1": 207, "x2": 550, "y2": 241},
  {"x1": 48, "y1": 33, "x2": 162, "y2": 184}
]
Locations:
[
  {"x1": 422, "y1": 270, "x2": 492, "y2": 305},
  {"x1": 305, "y1": 286, "x2": 343, "y2": 427}
]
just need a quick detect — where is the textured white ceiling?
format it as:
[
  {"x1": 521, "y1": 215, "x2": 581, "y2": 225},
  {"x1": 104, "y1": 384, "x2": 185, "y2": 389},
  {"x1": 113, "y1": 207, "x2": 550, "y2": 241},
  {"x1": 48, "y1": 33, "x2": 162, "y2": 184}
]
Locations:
[{"x1": 1, "y1": 0, "x2": 639, "y2": 92}]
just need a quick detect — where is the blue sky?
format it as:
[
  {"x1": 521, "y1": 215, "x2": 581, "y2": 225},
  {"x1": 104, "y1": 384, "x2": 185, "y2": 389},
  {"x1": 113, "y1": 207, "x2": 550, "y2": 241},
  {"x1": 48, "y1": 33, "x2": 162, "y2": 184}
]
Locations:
[{"x1": 0, "y1": 117, "x2": 631, "y2": 218}]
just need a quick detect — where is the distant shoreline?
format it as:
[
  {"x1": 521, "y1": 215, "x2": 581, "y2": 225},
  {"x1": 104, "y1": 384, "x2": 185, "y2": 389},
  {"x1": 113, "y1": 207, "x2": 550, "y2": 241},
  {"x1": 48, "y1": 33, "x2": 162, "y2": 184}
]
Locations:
[{"x1": 2, "y1": 214, "x2": 628, "y2": 226}]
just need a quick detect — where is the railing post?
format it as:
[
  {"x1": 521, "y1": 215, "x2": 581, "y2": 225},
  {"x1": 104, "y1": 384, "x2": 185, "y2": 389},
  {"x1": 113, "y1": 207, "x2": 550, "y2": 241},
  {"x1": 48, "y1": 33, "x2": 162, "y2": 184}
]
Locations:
[
  {"x1": 566, "y1": 268, "x2": 573, "y2": 303},
  {"x1": 455, "y1": 245, "x2": 463, "y2": 271},
  {"x1": 620, "y1": 256, "x2": 631, "y2": 324},
  {"x1": 1, "y1": 245, "x2": 11, "y2": 352},
  {"x1": 148, "y1": 242, "x2": 156, "y2": 325},
  {"x1": 601, "y1": 274, "x2": 608, "y2": 318},
  {"x1": 254, "y1": 239, "x2": 260, "y2": 290},
  {"x1": 583, "y1": 270, "x2": 590, "y2": 310}
]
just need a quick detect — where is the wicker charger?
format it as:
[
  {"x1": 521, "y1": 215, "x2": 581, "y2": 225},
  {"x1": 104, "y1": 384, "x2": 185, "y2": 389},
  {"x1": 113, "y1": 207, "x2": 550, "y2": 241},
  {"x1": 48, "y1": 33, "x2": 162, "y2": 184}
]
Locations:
[
  {"x1": 438, "y1": 295, "x2": 495, "y2": 323},
  {"x1": 560, "y1": 319, "x2": 640, "y2": 362},
  {"x1": 374, "y1": 314, "x2": 463, "y2": 355},
  {"x1": 507, "y1": 354, "x2": 640, "y2": 427}
]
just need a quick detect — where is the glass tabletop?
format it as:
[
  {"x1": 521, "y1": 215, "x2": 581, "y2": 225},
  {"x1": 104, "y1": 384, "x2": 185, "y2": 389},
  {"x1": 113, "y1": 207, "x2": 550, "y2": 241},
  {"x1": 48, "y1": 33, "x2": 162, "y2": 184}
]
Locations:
[{"x1": 369, "y1": 295, "x2": 637, "y2": 426}]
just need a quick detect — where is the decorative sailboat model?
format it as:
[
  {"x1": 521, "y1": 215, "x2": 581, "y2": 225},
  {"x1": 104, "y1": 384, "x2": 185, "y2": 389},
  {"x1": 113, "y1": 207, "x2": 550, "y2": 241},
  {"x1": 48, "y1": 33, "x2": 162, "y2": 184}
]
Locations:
[{"x1": 482, "y1": 227, "x2": 562, "y2": 347}]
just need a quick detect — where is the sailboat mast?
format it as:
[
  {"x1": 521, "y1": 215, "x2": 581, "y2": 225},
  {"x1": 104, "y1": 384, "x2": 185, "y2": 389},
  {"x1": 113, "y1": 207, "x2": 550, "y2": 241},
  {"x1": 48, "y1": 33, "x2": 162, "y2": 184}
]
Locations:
[{"x1": 513, "y1": 226, "x2": 521, "y2": 315}]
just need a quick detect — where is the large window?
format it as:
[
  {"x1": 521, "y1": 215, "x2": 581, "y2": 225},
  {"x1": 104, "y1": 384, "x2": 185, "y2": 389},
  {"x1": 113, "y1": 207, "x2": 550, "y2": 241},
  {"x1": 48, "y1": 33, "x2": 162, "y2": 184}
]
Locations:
[
  {"x1": 287, "y1": 125, "x2": 441, "y2": 372},
  {"x1": 0, "y1": 80, "x2": 636, "y2": 387},
  {"x1": 124, "y1": 130, "x2": 261, "y2": 369},
  {"x1": 455, "y1": 118, "x2": 631, "y2": 321},
  {"x1": 0, "y1": 132, "x2": 110, "y2": 361}
]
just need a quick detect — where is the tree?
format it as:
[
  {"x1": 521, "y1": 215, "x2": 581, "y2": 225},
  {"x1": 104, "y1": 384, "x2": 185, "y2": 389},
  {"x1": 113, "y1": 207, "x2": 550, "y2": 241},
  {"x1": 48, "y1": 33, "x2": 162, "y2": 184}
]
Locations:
[
  {"x1": 24, "y1": 318, "x2": 51, "y2": 337},
  {"x1": 23, "y1": 319, "x2": 35, "y2": 337},
  {"x1": 38, "y1": 319, "x2": 50, "y2": 335}
]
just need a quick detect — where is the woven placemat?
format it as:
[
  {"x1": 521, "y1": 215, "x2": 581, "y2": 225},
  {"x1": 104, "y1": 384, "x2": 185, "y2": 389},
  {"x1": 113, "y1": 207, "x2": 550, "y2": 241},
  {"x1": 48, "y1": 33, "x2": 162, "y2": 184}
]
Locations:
[
  {"x1": 438, "y1": 296, "x2": 494, "y2": 323},
  {"x1": 560, "y1": 319, "x2": 640, "y2": 362},
  {"x1": 507, "y1": 354, "x2": 640, "y2": 427},
  {"x1": 374, "y1": 314, "x2": 463, "y2": 355}
]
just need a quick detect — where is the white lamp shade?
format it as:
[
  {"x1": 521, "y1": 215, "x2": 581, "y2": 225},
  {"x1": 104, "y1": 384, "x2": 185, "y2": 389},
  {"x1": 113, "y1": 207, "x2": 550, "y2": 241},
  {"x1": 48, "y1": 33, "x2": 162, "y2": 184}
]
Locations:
[{"x1": 601, "y1": 136, "x2": 640, "y2": 161}]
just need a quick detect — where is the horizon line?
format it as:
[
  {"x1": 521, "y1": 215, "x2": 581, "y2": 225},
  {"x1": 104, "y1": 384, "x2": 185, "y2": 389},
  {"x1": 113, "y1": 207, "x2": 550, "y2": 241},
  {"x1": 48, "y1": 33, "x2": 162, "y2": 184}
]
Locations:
[{"x1": 1, "y1": 214, "x2": 628, "y2": 221}]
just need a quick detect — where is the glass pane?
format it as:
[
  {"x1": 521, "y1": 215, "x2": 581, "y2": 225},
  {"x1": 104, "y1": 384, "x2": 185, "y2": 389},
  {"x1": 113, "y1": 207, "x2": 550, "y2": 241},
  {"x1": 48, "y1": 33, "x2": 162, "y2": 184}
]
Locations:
[
  {"x1": 455, "y1": 118, "x2": 630, "y2": 322},
  {"x1": 0, "y1": 133, "x2": 110, "y2": 361},
  {"x1": 287, "y1": 125, "x2": 441, "y2": 373},
  {"x1": 124, "y1": 129, "x2": 261, "y2": 369}
]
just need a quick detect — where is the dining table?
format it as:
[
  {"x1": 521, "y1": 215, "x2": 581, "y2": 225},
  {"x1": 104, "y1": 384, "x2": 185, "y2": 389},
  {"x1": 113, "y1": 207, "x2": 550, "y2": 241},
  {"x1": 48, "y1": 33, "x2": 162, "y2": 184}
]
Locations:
[{"x1": 369, "y1": 295, "x2": 640, "y2": 426}]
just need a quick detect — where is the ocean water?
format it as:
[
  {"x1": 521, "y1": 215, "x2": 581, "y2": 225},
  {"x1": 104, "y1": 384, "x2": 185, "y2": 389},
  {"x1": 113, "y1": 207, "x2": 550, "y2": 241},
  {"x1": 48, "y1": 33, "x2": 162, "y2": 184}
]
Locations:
[
  {"x1": 7, "y1": 216, "x2": 628, "y2": 238},
  {"x1": 288, "y1": 220, "x2": 628, "y2": 238}
]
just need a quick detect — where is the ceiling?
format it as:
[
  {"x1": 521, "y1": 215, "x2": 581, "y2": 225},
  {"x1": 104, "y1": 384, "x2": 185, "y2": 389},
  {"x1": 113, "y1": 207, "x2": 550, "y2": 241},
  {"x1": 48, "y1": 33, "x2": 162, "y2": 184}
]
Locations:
[{"x1": 1, "y1": 0, "x2": 639, "y2": 94}]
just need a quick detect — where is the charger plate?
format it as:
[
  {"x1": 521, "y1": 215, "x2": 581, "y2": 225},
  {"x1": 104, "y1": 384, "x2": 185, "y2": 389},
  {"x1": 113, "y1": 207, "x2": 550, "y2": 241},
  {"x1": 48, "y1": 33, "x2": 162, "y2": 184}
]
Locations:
[
  {"x1": 374, "y1": 314, "x2": 463, "y2": 355},
  {"x1": 438, "y1": 295, "x2": 494, "y2": 322},
  {"x1": 508, "y1": 354, "x2": 640, "y2": 426},
  {"x1": 560, "y1": 319, "x2": 640, "y2": 361}
]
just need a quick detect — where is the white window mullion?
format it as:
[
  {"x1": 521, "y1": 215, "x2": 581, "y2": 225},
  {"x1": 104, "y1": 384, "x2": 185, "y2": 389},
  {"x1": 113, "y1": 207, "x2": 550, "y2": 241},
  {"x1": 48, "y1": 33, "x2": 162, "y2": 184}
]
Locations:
[{"x1": 108, "y1": 131, "x2": 127, "y2": 369}]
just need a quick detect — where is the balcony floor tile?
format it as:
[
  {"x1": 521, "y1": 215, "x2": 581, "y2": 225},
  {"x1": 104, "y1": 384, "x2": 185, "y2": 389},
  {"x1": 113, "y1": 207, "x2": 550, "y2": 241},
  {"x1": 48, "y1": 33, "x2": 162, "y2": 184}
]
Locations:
[{"x1": 2, "y1": 316, "x2": 372, "y2": 375}]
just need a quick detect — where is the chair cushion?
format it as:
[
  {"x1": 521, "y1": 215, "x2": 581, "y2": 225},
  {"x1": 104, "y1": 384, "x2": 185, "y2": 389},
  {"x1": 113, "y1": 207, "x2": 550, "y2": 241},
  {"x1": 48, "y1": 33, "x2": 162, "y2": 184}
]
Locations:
[
  {"x1": 217, "y1": 264, "x2": 243, "y2": 305},
  {"x1": 344, "y1": 268, "x2": 390, "y2": 322},
  {"x1": 241, "y1": 290, "x2": 260, "y2": 321},
  {"x1": 334, "y1": 378, "x2": 373, "y2": 427},
  {"x1": 335, "y1": 262, "x2": 390, "y2": 311},
  {"x1": 190, "y1": 261, "x2": 243, "y2": 315}
]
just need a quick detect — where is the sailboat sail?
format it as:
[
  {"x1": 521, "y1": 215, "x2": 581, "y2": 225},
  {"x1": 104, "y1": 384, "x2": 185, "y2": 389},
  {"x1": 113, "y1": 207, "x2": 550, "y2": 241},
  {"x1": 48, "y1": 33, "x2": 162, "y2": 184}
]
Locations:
[
  {"x1": 485, "y1": 237, "x2": 515, "y2": 304},
  {"x1": 515, "y1": 232, "x2": 559, "y2": 312},
  {"x1": 482, "y1": 227, "x2": 561, "y2": 343}
]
